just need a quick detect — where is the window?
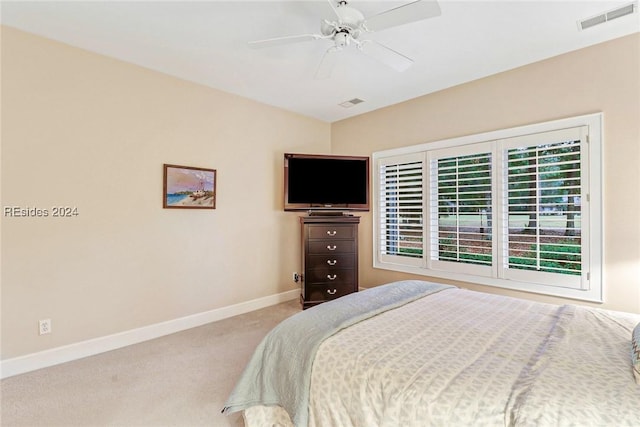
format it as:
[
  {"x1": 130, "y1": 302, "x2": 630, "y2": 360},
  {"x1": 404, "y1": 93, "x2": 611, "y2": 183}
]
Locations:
[{"x1": 373, "y1": 114, "x2": 602, "y2": 302}]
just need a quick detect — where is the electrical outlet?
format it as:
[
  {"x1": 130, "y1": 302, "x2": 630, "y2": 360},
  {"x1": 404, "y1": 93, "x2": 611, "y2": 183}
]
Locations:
[
  {"x1": 292, "y1": 272, "x2": 299, "y2": 283},
  {"x1": 39, "y1": 319, "x2": 51, "y2": 335}
]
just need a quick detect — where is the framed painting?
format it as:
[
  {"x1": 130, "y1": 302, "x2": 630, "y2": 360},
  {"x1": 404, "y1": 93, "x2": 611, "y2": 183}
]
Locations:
[{"x1": 163, "y1": 164, "x2": 216, "y2": 209}]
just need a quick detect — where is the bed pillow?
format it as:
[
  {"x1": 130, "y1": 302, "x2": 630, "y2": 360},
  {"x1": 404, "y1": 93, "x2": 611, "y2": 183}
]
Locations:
[{"x1": 633, "y1": 323, "x2": 640, "y2": 384}]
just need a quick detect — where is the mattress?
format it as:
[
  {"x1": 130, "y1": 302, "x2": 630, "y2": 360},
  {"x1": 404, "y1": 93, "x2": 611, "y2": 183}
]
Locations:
[{"x1": 233, "y1": 284, "x2": 640, "y2": 426}]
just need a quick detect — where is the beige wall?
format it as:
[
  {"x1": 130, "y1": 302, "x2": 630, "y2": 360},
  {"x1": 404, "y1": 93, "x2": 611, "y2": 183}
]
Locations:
[
  {"x1": 2, "y1": 27, "x2": 639, "y2": 363},
  {"x1": 1, "y1": 27, "x2": 331, "y2": 359},
  {"x1": 332, "y1": 33, "x2": 640, "y2": 314}
]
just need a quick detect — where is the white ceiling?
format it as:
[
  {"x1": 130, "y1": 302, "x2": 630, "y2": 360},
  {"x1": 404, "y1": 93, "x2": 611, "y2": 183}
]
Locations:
[{"x1": 1, "y1": 1, "x2": 638, "y2": 123}]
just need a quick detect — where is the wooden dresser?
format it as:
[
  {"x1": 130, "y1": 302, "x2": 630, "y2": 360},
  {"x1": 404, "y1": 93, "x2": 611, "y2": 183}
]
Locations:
[{"x1": 300, "y1": 215, "x2": 360, "y2": 309}]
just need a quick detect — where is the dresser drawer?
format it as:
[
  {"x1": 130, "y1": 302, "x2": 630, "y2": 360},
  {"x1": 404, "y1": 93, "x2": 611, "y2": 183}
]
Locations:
[
  {"x1": 306, "y1": 283, "x2": 352, "y2": 302},
  {"x1": 305, "y1": 267, "x2": 355, "y2": 285},
  {"x1": 308, "y1": 225, "x2": 355, "y2": 240},
  {"x1": 308, "y1": 240, "x2": 355, "y2": 254},
  {"x1": 306, "y1": 254, "x2": 355, "y2": 270}
]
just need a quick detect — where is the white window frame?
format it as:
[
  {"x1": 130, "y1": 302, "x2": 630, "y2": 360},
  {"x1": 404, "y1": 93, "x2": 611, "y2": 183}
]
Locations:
[{"x1": 372, "y1": 113, "x2": 603, "y2": 303}]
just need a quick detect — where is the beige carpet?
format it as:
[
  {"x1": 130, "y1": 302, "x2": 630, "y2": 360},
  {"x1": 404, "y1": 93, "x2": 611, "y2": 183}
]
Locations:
[{"x1": 1, "y1": 299, "x2": 301, "y2": 427}]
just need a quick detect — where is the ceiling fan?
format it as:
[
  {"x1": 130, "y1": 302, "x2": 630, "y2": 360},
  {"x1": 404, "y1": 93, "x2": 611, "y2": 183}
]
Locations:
[{"x1": 248, "y1": 0, "x2": 441, "y2": 79}]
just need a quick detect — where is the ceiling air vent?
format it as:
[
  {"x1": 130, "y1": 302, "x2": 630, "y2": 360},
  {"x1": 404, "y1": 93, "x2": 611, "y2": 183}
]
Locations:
[
  {"x1": 578, "y1": 3, "x2": 636, "y2": 30},
  {"x1": 339, "y1": 98, "x2": 365, "y2": 108}
]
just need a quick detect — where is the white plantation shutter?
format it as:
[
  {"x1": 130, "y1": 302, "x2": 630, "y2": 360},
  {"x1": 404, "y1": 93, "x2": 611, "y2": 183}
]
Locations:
[
  {"x1": 377, "y1": 153, "x2": 425, "y2": 267},
  {"x1": 499, "y1": 126, "x2": 588, "y2": 289},
  {"x1": 373, "y1": 114, "x2": 601, "y2": 302},
  {"x1": 427, "y1": 143, "x2": 494, "y2": 276}
]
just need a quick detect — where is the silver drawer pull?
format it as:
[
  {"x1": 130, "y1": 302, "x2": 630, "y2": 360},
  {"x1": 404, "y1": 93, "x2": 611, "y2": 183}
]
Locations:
[
  {"x1": 327, "y1": 230, "x2": 337, "y2": 236},
  {"x1": 327, "y1": 289, "x2": 337, "y2": 295},
  {"x1": 327, "y1": 245, "x2": 337, "y2": 251},
  {"x1": 327, "y1": 260, "x2": 337, "y2": 266},
  {"x1": 327, "y1": 274, "x2": 337, "y2": 280}
]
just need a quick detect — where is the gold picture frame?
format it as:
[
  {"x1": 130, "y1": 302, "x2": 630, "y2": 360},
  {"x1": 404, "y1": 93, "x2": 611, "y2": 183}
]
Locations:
[{"x1": 163, "y1": 164, "x2": 216, "y2": 209}]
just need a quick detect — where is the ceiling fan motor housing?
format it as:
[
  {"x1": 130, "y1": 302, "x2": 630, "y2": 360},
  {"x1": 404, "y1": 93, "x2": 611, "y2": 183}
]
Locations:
[{"x1": 334, "y1": 30, "x2": 351, "y2": 48}]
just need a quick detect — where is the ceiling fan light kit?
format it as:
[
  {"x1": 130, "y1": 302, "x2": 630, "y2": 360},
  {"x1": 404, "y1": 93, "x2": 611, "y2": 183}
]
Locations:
[{"x1": 249, "y1": 0, "x2": 441, "y2": 79}]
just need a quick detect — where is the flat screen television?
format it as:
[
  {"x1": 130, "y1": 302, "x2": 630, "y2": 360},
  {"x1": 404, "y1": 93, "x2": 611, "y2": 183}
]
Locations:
[{"x1": 284, "y1": 153, "x2": 370, "y2": 212}]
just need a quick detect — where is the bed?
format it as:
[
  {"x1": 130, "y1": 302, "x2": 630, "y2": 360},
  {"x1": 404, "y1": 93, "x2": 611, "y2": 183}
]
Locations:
[{"x1": 223, "y1": 280, "x2": 640, "y2": 427}]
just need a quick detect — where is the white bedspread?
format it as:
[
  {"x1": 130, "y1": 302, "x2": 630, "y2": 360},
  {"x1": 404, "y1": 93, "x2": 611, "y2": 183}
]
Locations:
[{"x1": 244, "y1": 288, "x2": 640, "y2": 427}]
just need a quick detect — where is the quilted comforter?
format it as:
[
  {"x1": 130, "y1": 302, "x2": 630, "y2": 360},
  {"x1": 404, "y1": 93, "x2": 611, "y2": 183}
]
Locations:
[{"x1": 235, "y1": 283, "x2": 640, "y2": 426}]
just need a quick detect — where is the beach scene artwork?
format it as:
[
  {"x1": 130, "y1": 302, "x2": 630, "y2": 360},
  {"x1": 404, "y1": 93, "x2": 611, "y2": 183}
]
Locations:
[{"x1": 163, "y1": 164, "x2": 216, "y2": 209}]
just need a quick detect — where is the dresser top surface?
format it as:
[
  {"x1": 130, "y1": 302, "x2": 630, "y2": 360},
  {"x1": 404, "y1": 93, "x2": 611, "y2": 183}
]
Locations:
[{"x1": 300, "y1": 215, "x2": 360, "y2": 224}]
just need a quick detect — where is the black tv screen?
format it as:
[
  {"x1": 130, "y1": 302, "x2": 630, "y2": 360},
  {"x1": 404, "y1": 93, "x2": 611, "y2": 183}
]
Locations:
[{"x1": 284, "y1": 153, "x2": 370, "y2": 211}]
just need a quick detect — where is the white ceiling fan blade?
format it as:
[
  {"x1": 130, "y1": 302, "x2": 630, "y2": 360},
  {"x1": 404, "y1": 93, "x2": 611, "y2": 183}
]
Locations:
[
  {"x1": 315, "y1": 47, "x2": 341, "y2": 80},
  {"x1": 359, "y1": 41, "x2": 414, "y2": 72},
  {"x1": 248, "y1": 34, "x2": 321, "y2": 49},
  {"x1": 364, "y1": 0, "x2": 441, "y2": 32},
  {"x1": 326, "y1": 0, "x2": 340, "y2": 20}
]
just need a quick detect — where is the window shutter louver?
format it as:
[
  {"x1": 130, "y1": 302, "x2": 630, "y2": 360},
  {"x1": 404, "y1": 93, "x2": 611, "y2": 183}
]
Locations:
[
  {"x1": 431, "y1": 152, "x2": 493, "y2": 266},
  {"x1": 500, "y1": 126, "x2": 587, "y2": 289},
  {"x1": 377, "y1": 155, "x2": 425, "y2": 266},
  {"x1": 427, "y1": 144, "x2": 494, "y2": 276}
]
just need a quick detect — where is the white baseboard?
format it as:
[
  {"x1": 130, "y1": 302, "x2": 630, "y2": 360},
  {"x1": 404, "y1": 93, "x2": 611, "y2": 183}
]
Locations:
[{"x1": 0, "y1": 289, "x2": 299, "y2": 379}]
